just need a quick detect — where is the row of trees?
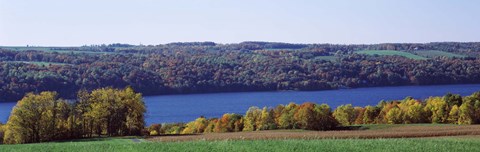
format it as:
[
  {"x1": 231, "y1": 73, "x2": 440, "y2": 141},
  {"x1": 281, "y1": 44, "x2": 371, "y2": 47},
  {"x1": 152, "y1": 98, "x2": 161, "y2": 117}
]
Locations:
[
  {"x1": 147, "y1": 92, "x2": 480, "y2": 135},
  {"x1": 1, "y1": 87, "x2": 145, "y2": 144},
  {"x1": 169, "y1": 102, "x2": 338, "y2": 136},
  {"x1": 333, "y1": 93, "x2": 480, "y2": 125}
]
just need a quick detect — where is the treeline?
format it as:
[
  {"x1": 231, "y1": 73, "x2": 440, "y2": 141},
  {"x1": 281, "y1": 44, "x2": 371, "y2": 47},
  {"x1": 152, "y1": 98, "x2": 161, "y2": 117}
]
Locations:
[
  {"x1": 1, "y1": 42, "x2": 480, "y2": 101},
  {"x1": 146, "y1": 92, "x2": 480, "y2": 135},
  {"x1": 2, "y1": 89, "x2": 480, "y2": 144},
  {"x1": 0, "y1": 87, "x2": 145, "y2": 144}
]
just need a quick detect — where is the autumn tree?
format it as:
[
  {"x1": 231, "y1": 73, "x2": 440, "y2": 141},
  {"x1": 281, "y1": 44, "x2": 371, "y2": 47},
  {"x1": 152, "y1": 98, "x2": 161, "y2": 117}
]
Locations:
[
  {"x1": 294, "y1": 103, "x2": 316, "y2": 129},
  {"x1": 362, "y1": 106, "x2": 379, "y2": 124},
  {"x1": 258, "y1": 107, "x2": 276, "y2": 130},
  {"x1": 84, "y1": 87, "x2": 145, "y2": 136},
  {"x1": 353, "y1": 107, "x2": 365, "y2": 124},
  {"x1": 385, "y1": 107, "x2": 403, "y2": 124},
  {"x1": 148, "y1": 124, "x2": 162, "y2": 136},
  {"x1": 3, "y1": 92, "x2": 69, "y2": 144},
  {"x1": 294, "y1": 103, "x2": 337, "y2": 130},
  {"x1": 398, "y1": 98, "x2": 426, "y2": 123},
  {"x1": 333, "y1": 104, "x2": 355, "y2": 125},
  {"x1": 458, "y1": 97, "x2": 475, "y2": 124},
  {"x1": 314, "y1": 104, "x2": 338, "y2": 130},
  {"x1": 424, "y1": 97, "x2": 448, "y2": 123},
  {"x1": 203, "y1": 119, "x2": 218, "y2": 133},
  {"x1": 182, "y1": 117, "x2": 208, "y2": 134},
  {"x1": 243, "y1": 107, "x2": 262, "y2": 131},
  {"x1": 278, "y1": 103, "x2": 297, "y2": 129},
  {"x1": 214, "y1": 113, "x2": 242, "y2": 132},
  {"x1": 447, "y1": 105, "x2": 459, "y2": 124}
]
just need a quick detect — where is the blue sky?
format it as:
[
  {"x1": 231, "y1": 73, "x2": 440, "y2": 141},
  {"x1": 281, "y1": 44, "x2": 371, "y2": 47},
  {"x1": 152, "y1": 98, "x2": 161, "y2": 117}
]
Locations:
[{"x1": 0, "y1": 0, "x2": 479, "y2": 46}]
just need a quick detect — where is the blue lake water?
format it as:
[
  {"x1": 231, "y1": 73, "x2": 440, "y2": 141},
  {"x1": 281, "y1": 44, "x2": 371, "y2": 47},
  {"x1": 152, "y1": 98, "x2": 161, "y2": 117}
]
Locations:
[{"x1": 1, "y1": 84, "x2": 480, "y2": 125}]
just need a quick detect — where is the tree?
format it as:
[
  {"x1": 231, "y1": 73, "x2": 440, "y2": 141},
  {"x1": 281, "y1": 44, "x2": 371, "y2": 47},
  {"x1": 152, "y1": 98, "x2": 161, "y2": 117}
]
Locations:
[
  {"x1": 272, "y1": 105, "x2": 285, "y2": 127},
  {"x1": 122, "y1": 87, "x2": 146, "y2": 135},
  {"x1": 386, "y1": 107, "x2": 403, "y2": 124},
  {"x1": 447, "y1": 105, "x2": 460, "y2": 124},
  {"x1": 148, "y1": 124, "x2": 162, "y2": 136},
  {"x1": 424, "y1": 97, "x2": 448, "y2": 123},
  {"x1": 293, "y1": 103, "x2": 337, "y2": 130},
  {"x1": 3, "y1": 92, "x2": 66, "y2": 144},
  {"x1": 333, "y1": 104, "x2": 355, "y2": 125},
  {"x1": 214, "y1": 113, "x2": 242, "y2": 132},
  {"x1": 204, "y1": 119, "x2": 218, "y2": 133},
  {"x1": 278, "y1": 103, "x2": 297, "y2": 129},
  {"x1": 314, "y1": 104, "x2": 338, "y2": 130},
  {"x1": 0, "y1": 123, "x2": 4, "y2": 144},
  {"x1": 83, "y1": 87, "x2": 145, "y2": 136},
  {"x1": 258, "y1": 107, "x2": 276, "y2": 130},
  {"x1": 353, "y1": 107, "x2": 365, "y2": 124},
  {"x1": 398, "y1": 98, "x2": 426, "y2": 123},
  {"x1": 458, "y1": 98, "x2": 474, "y2": 125},
  {"x1": 294, "y1": 103, "x2": 316, "y2": 130},
  {"x1": 363, "y1": 106, "x2": 379, "y2": 124},
  {"x1": 243, "y1": 107, "x2": 261, "y2": 131},
  {"x1": 182, "y1": 117, "x2": 207, "y2": 134}
]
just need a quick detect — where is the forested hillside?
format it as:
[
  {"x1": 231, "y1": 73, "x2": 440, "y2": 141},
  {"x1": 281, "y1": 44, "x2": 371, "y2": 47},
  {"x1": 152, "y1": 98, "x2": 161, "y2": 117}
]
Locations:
[{"x1": 1, "y1": 42, "x2": 480, "y2": 101}]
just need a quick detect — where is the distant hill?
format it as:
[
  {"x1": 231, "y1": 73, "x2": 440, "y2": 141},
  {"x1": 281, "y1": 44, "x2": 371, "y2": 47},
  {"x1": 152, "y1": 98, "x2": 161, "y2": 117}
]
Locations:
[{"x1": 0, "y1": 41, "x2": 479, "y2": 101}]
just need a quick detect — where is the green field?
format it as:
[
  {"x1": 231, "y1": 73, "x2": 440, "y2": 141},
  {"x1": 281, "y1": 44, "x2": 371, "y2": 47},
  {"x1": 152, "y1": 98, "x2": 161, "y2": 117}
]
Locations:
[
  {"x1": 0, "y1": 46, "x2": 116, "y2": 54},
  {"x1": 1, "y1": 136, "x2": 479, "y2": 152},
  {"x1": 414, "y1": 50, "x2": 467, "y2": 58},
  {"x1": 314, "y1": 56, "x2": 337, "y2": 62},
  {"x1": 5, "y1": 61, "x2": 71, "y2": 66},
  {"x1": 356, "y1": 50, "x2": 428, "y2": 60}
]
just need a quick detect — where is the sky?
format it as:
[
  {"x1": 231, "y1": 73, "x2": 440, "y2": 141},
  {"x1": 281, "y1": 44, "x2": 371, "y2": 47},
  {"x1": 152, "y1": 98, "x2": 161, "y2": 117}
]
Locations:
[{"x1": 0, "y1": 0, "x2": 479, "y2": 46}]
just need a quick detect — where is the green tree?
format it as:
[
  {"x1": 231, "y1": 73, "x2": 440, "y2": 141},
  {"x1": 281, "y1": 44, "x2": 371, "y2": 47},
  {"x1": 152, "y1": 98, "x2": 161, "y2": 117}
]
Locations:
[
  {"x1": 386, "y1": 107, "x2": 403, "y2": 124},
  {"x1": 258, "y1": 107, "x2": 276, "y2": 130},
  {"x1": 3, "y1": 92, "x2": 66, "y2": 144},
  {"x1": 182, "y1": 117, "x2": 207, "y2": 134},
  {"x1": 314, "y1": 104, "x2": 338, "y2": 130},
  {"x1": 333, "y1": 104, "x2": 355, "y2": 125},
  {"x1": 83, "y1": 87, "x2": 145, "y2": 136},
  {"x1": 424, "y1": 97, "x2": 448, "y2": 123},
  {"x1": 458, "y1": 98, "x2": 474, "y2": 125},
  {"x1": 398, "y1": 98, "x2": 426, "y2": 123},
  {"x1": 243, "y1": 107, "x2": 261, "y2": 131},
  {"x1": 278, "y1": 103, "x2": 297, "y2": 129},
  {"x1": 363, "y1": 106, "x2": 379, "y2": 124},
  {"x1": 353, "y1": 107, "x2": 365, "y2": 124},
  {"x1": 447, "y1": 105, "x2": 459, "y2": 124},
  {"x1": 294, "y1": 103, "x2": 316, "y2": 130}
]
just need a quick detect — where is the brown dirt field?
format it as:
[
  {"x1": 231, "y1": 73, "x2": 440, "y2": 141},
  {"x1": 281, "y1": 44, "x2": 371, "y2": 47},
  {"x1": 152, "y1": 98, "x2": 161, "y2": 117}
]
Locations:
[{"x1": 147, "y1": 125, "x2": 480, "y2": 142}]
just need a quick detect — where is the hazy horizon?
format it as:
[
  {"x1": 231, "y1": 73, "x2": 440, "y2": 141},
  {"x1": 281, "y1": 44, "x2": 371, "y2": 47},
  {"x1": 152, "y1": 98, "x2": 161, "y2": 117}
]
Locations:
[{"x1": 1, "y1": 0, "x2": 479, "y2": 46}]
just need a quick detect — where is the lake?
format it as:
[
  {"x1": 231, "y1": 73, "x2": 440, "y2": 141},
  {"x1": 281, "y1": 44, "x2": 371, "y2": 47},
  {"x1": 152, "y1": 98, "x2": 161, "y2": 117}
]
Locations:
[{"x1": 1, "y1": 84, "x2": 480, "y2": 125}]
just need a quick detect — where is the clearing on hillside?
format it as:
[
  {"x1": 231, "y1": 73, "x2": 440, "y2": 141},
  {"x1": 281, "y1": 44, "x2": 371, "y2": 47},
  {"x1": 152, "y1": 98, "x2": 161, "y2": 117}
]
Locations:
[
  {"x1": 0, "y1": 46, "x2": 117, "y2": 54},
  {"x1": 356, "y1": 50, "x2": 428, "y2": 60},
  {"x1": 414, "y1": 50, "x2": 467, "y2": 58},
  {"x1": 4, "y1": 61, "x2": 70, "y2": 66}
]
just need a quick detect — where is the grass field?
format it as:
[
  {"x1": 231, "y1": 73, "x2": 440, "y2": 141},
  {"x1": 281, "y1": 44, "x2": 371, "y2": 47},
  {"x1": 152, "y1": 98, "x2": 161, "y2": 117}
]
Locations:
[
  {"x1": 356, "y1": 50, "x2": 428, "y2": 60},
  {"x1": 414, "y1": 50, "x2": 467, "y2": 58},
  {"x1": 0, "y1": 46, "x2": 117, "y2": 54},
  {"x1": 1, "y1": 124, "x2": 480, "y2": 152},
  {"x1": 314, "y1": 56, "x2": 337, "y2": 62},
  {"x1": 1, "y1": 136, "x2": 479, "y2": 152},
  {"x1": 4, "y1": 61, "x2": 71, "y2": 66}
]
